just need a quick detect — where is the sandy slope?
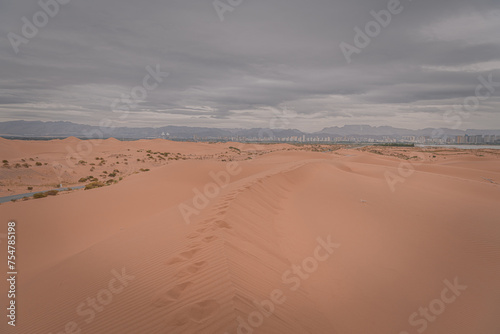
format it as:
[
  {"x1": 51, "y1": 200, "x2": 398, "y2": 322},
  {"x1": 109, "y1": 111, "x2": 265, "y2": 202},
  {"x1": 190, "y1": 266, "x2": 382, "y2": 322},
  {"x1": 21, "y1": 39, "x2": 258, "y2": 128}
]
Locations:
[{"x1": 0, "y1": 140, "x2": 499, "y2": 334}]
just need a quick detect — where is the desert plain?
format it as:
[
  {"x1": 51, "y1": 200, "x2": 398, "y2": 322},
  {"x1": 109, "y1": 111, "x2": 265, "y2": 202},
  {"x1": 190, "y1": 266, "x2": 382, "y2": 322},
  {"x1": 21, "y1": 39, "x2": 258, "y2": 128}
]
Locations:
[{"x1": 0, "y1": 137, "x2": 499, "y2": 333}]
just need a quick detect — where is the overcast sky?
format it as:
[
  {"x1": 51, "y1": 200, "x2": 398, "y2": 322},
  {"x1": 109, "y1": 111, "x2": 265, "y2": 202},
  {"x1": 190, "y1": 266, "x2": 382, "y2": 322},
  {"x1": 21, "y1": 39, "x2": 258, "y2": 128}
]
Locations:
[{"x1": 0, "y1": 0, "x2": 499, "y2": 131}]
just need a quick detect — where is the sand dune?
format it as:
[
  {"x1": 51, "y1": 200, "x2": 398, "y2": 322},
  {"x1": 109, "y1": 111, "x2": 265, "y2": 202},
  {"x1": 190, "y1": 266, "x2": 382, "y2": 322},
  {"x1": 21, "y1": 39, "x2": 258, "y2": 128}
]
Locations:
[{"x1": 0, "y1": 140, "x2": 499, "y2": 333}]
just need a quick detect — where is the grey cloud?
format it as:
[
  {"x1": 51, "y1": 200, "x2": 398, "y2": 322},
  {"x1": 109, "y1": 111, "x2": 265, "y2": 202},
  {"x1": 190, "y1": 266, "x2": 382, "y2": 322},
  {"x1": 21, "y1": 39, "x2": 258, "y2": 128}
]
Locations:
[{"x1": 0, "y1": 0, "x2": 499, "y2": 131}]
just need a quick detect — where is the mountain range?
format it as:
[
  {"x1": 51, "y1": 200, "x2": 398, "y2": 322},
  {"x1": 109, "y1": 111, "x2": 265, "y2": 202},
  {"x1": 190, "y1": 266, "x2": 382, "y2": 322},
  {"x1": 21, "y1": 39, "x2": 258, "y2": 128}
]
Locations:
[{"x1": 0, "y1": 120, "x2": 499, "y2": 140}]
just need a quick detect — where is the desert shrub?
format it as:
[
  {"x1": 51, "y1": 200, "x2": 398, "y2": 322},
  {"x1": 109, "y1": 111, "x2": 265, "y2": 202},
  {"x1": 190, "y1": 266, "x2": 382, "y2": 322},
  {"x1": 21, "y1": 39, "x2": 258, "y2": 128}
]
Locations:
[
  {"x1": 78, "y1": 177, "x2": 88, "y2": 183},
  {"x1": 27, "y1": 186, "x2": 33, "y2": 190},
  {"x1": 29, "y1": 158, "x2": 34, "y2": 161},
  {"x1": 229, "y1": 146, "x2": 241, "y2": 153},
  {"x1": 33, "y1": 192, "x2": 48, "y2": 199},
  {"x1": 22, "y1": 163, "x2": 30, "y2": 168},
  {"x1": 46, "y1": 190, "x2": 58, "y2": 196},
  {"x1": 84, "y1": 181, "x2": 105, "y2": 190},
  {"x1": 35, "y1": 162, "x2": 42, "y2": 166},
  {"x1": 374, "y1": 143, "x2": 415, "y2": 147},
  {"x1": 108, "y1": 173, "x2": 116, "y2": 177},
  {"x1": 2, "y1": 160, "x2": 8, "y2": 164},
  {"x1": 139, "y1": 168, "x2": 150, "y2": 172}
]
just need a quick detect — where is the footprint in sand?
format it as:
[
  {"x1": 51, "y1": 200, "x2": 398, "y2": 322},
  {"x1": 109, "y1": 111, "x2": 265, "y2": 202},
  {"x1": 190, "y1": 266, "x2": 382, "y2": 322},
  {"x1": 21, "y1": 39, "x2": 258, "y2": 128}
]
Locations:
[
  {"x1": 214, "y1": 211, "x2": 227, "y2": 218},
  {"x1": 186, "y1": 232, "x2": 217, "y2": 244},
  {"x1": 186, "y1": 232, "x2": 200, "y2": 239},
  {"x1": 175, "y1": 261, "x2": 207, "y2": 278},
  {"x1": 196, "y1": 224, "x2": 216, "y2": 233},
  {"x1": 215, "y1": 203, "x2": 230, "y2": 210},
  {"x1": 190, "y1": 300, "x2": 221, "y2": 322},
  {"x1": 186, "y1": 242, "x2": 202, "y2": 249},
  {"x1": 165, "y1": 248, "x2": 201, "y2": 265},
  {"x1": 165, "y1": 300, "x2": 221, "y2": 328},
  {"x1": 202, "y1": 235, "x2": 217, "y2": 243},
  {"x1": 214, "y1": 220, "x2": 231, "y2": 229},
  {"x1": 152, "y1": 282, "x2": 193, "y2": 307}
]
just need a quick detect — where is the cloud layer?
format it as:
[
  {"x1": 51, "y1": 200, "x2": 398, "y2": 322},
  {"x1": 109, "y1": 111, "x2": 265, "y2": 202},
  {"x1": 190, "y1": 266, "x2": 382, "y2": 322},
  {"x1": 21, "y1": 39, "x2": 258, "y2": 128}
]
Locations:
[{"x1": 1, "y1": 0, "x2": 499, "y2": 131}]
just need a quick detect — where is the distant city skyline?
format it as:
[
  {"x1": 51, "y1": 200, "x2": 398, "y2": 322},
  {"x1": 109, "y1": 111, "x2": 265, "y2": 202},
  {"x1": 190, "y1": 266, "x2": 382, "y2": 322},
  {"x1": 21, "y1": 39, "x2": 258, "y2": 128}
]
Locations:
[{"x1": 1, "y1": 120, "x2": 499, "y2": 145}]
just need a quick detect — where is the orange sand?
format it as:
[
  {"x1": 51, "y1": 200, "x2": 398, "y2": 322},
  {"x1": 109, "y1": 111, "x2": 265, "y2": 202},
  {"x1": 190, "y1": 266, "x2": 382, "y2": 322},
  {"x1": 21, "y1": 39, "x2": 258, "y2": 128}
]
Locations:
[{"x1": 0, "y1": 138, "x2": 499, "y2": 333}]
